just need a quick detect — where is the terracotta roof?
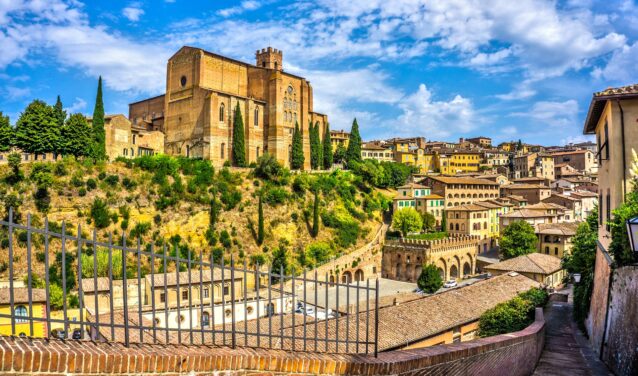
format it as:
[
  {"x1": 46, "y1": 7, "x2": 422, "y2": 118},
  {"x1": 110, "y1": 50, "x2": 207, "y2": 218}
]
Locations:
[
  {"x1": 550, "y1": 150, "x2": 591, "y2": 156},
  {"x1": 502, "y1": 184, "x2": 550, "y2": 190},
  {"x1": 504, "y1": 195, "x2": 528, "y2": 202},
  {"x1": 0, "y1": 288, "x2": 47, "y2": 304},
  {"x1": 281, "y1": 273, "x2": 540, "y2": 352},
  {"x1": 536, "y1": 222, "x2": 580, "y2": 236},
  {"x1": 526, "y1": 202, "x2": 568, "y2": 210},
  {"x1": 425, "y1": 176, "x2": 499, "y2": 186},
  {"x1": 81, "y1": 277, "x2": 124, "y2": 293},
  {"x1": 485, "y1": 253, "x2": 562, "y2": 275},
  {"x1": 594, "y1": 84, "x2": 638, "y2": 97},
  {"x1": 145, "y1": 269, "x2": 236, "y2": 287},
  {"x1": 501, "y1": 209, "x2": 556, "y2": 218},
  {"x1": 398, "y1": 182, "x2": 429, "y2": 189},
  {"x1": 362, "y1": 143, "x2": 390, "y2": 151},
  {"x1": 570, "y1": 191, "x2": 598, "y2": 198},
  {"x1": 584, "y1": 84, "x2": 638, "y2": 134}
]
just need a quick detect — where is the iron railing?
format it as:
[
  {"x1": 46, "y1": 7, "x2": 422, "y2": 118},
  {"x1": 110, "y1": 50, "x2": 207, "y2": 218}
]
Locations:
[{"x1": 0, "y1": 209, "x2": 379, "y2": 355}]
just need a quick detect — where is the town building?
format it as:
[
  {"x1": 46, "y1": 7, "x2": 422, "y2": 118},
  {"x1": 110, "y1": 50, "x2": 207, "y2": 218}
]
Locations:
[
  {"x1": 512, "y1": 152, "x2": 555, "y2": 180},
  {"x1": 437, "y1": 150, "x2": 482, "y2": 175},
  {"x1": 465, "y1": 136, "x2": 492, "y2": 148},
  {"x1": 330, "y1": 129, "x2": 349, "y2": 151},
  {"x1": 446, "y1": 201, "x2": 509, "y2": 253},
  {"x1": 129, "y1": 46, "x2": 328, "y2": 169},
  {"x1": 475, "y1": 173, "x2": 510, "y2": 185},
  {"x1": 542, "y1": 193, "x2": 584, "y2": 221},
  {"x1": 0, "y1": 288, "x2": 47, "y2": 337},
  {"x1": 93, "y1": 114, "x2": 165, "y2": 161},
  {"x1": 511, "y1": 177, "x2": 550, "y2": 186},
  {"x1": 361, "y1": 143, "x2": 394, "y2": 162},
  {"x1": 499, "y1": 208, "x2": 561, "y2": 227},
  {"x1": 550, "y1": 149, "x2": 598, "y2": 174},
  {"x1": 483, "y1": 150, "x2": 510, "y2": 168},
  {"x1": 382, "y1": 236, "x2": 481, "y2": 282},
  {"x1": 422, "y1": 176, "x2": 500, "y2": 208},
  {"x1": 393, "y1": 183, "x2": 445, "y2": 227},
  {"x1": 500, "y1": 184, "x2": 552, "y2": 204},
  {"x1": 554, "y1": 163, "x2": 583, "y2": 180},
  {"x1": 484, "y1": 253, "x2": 565, "y2": 288},
  {"x1": 536, "y1": 222, "x2": 579, "y2": 259}
]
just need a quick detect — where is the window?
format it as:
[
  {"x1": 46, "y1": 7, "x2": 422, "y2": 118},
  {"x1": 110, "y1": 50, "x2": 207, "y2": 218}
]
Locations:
[
  {"x1": 182, "y1": 290, "x2": 188, "y2": 300},
  {"x1": 219, "y1": 103, "x2": 225, "y2": 122},
  {"x1": 254, "y1": 108, "x2": 259, "y2": 126},
  {"x1": 14, "y1": 306, "x2": 28, "y2": 323},
  {"x1": 221, "y1": 143, "x2": 225, "y2": 159},
  {"x1": 180, "y1": 75, "x2": 187, "y2": 87},
  {"x1": 223, "y1": 284, "x2": 230, "y2": 295},
  {"x1": 256, "y1": 147, "x2": 260, "y2": 159},
  {"x1": 160, "y1": 293, "x2": 166, "y2": 303},
  {"x1": 203, "y1": 288, "x2": 209, "y2": 299},
  {"x1": 554, "y1": 247, "x2": 559, "y2": 256},
  {"x1": 606, "y1": 189, "x2": 611, "y2": 231},
  {"x1": 545, "y1": 247, "x2": 549, "y2": 254},
  {"x1": 202, "y1": 312, "x2": 210, "y2": 327}
]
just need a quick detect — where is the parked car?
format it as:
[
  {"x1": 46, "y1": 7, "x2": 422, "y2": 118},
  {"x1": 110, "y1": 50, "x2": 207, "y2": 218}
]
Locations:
[
  {"x1": 51, "y1": 329, "x2": 66, "y2": 339},
  {"x1": 305, "y1": 307, "x2": 315, "y2": 316},
  {"x1": 443, "y1": 279, "x2": 458, "y2": 288},
  {"x1": 72, "y1": 329, "x2": 83, "y2": 340}
]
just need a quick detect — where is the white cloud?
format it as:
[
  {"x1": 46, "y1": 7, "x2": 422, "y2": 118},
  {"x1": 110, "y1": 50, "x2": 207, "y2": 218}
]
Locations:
[
  {"x1": 4, "y1": 86, "x2": 31, "y2": 100},
  {"x1": 592, "y1": 41, "x2": 638, "y2": 84},
  {"x1": 394, "y1": 84, "x2": 478, "y2": 139},
  {"x1": 511, "y1": 99, "x2": 579, "y2": 127},
  {"x1": 64, "y1": 97, "x2": 87, "y2": 114},
  {"x1": 218, "y1": 1, "x2": 262, "y2": 17},
  {"x1": 122, "y1": 3, "x2": 144, "y2": 22}
]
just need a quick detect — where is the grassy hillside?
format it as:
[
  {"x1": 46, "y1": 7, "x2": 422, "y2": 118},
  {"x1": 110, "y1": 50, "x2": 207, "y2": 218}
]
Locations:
[{"x1": 0, "y1": 154, "x2": 393, "y2": 283}]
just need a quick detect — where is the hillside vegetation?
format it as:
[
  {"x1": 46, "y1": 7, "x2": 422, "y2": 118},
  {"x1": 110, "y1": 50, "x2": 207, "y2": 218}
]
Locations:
[{"x1": 0, "y1": 154, "x2": 399, "y2": 284}]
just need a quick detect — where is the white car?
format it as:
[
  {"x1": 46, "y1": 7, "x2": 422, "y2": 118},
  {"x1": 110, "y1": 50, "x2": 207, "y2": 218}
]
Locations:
[{"x1": 443, "y1": 279, "x2": 458, "y2": 288}]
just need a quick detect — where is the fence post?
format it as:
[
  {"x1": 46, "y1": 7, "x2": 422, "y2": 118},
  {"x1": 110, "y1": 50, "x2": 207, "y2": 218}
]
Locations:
[{"x1": 121, "y1": 233, "x2": 129, "y2": 347}]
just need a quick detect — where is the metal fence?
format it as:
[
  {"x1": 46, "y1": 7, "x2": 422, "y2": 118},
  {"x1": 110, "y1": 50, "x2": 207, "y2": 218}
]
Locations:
[{"x1": 0, "y1": 208, "x2": 379, "y2": 355}]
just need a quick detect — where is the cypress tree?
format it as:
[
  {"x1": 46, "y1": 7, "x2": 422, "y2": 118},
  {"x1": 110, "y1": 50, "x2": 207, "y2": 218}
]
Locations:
[
  {"x1": 62, "y1": 113, "x2": 92, "y2": 158},
  {"x1": 441, "y1": 209, "x2": 447, "y2": 233},
  {"x1": 345, "y1": 118, "x2": 362, "y2": 166},
  {"x1": 315, "y1": 121, "x2": 322, "y2": 169},
  {"x1": 309, "y1": 121, "x2": 318, "y2": 169},
  {"x1": 312, "y1": 189, "x2": 319, "y2": 237},
  {"x1": 53, "y1": 95, "x2": 66, "y2": 156},
  {"x1": 291, "y1": 121, "x2": 304, "y2": 169},
  {"x1": 232, "y1": 102, "x2": 246, "y2": 167},
  {"x1": 257, "y1": 194, "x2": 264, "y2": 245},
  {"x1": 209, "y1": 196, "x2": 219, "y2": 230},
  {"x1": 322, "y1": 122, "x2": 333, "y2": 170},
  {"x1": 14, "y1": 99, "x2": 59, "y2": 155},
  {"x1": 0, "y1": 112, "x2": 12, "y2": 152},
  {"x1": 91, "y1": 76, "x2": 107, "y2": 160}
]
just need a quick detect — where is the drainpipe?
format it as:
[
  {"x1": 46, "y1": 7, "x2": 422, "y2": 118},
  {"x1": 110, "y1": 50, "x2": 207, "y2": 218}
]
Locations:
[{"x1": 617, "y1": 100, "x2": 627, "y2": 202}]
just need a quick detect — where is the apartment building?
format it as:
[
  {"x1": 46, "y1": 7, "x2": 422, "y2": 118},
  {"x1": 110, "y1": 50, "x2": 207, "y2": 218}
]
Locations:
[
  {"x1": 446, "y1": 201, "x2": 509, "y2": 253},
  {"x1": 542, "y1": 193, "x2": 584, "y2": 221},
  {"x1": 330, "y1": 129, "x2": 349, "y2": 151},
  {"x1": 536, "y1": 222, "x2": 579, "y2": 259},
  {"x1": 512, "y1": 152, "x2": 555, "y2": 180},
  {"x1": 393, "y1": 183, "x2": 445, "y2": 227},
  {"x1": 465, "y1": 136, "x2": 492, "y2": 148},
  {"x1": 551, "y1": 149, "x2": 598, "y2": 174},
  {"x1": 500, "y1": 184, "x2": 552, "y2": 204},
  {"x1": 361, "y1": 143, "x2": 394, "y2": 162},
  {"x1": 422, "y1": 176, "x2": 500, "y2": 208},
  {"x1": 437, "y1": 150, "x2": 482, "y2": 175}
]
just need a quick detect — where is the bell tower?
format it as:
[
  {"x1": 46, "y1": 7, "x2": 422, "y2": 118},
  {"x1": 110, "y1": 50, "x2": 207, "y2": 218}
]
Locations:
[{"x1": 256, "y1": 47, "x2": 283, "y2": 71}]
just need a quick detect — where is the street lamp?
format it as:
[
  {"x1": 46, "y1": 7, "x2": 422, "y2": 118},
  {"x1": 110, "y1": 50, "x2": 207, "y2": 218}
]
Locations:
[
  {"x1": 573, "y1": 273, "x2": 581, "y2": 283},
  {"x1": 626, "y1": 216, "x2": 638, "y2": 253}
]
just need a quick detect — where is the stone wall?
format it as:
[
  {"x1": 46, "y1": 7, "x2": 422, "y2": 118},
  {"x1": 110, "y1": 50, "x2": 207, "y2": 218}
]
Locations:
[
  {"x1": 585, "y1": 244, "x2": 612, "y2": 359},
  {"x1": 0, "y1": 309, "x2": 545, "y2": 375},
  {"x1": 601, "y1": 265, "x2": 638, "y2": 375}
]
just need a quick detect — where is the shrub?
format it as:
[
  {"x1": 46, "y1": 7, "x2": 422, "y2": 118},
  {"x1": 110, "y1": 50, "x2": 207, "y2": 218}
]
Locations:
[
  {"x1": 98, "y1": 171, "x2": 106, "y2": 180},
  {"x1": 104, "y1": 174, "x2": 119, "y2": 186},
  {"x1": 90, "y1": 198, "x2": 111, "y2": 229},
  {"x1": 70, "y1": 175, "x2": 84, "y2": 187},
  {"x1": 305, "y1": 241, "x2": 332, "y2": 267},
  {"x1": 478, "y1": 287, "x2": 547, "y2": 337},
  {"x1": 130, "y1": 222, "x2": 151, "y2": 238},
  {"x1": 220, "y1": 230, "x2": 232, "y2": 248},
  {"x1": 86, "y1": 178, "x2": 97, "y2": 190},
  {"x1": 262, "y1": 186, "x2": 289, "y2": 205},
  {"x1": 153, "y1": 214, "x2": 161, "y2": 225},
  {"x1": 54, "y1": 162, "x2": 67, "y2": 176},
  {"x1": 417, "y1": 264, "x2": 443, "y2": 293},
  {"x1": 78, "y1": 187, "x2": 87, "y2": 197},
  {"x1": 221, "y1": 190, "x2": 242, "y2": 210},
  {"x1": 81, "y1": 248, "x2": 123, "y2": 279},
  {"x1": 122, "y1": 177, "x2": 137, "y2": 190}
]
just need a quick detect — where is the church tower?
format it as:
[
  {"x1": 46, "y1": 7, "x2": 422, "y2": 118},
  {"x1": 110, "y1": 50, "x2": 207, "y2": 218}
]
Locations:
[{"x1": 256, "y1": 47, "x2": 283, "y2": 71}]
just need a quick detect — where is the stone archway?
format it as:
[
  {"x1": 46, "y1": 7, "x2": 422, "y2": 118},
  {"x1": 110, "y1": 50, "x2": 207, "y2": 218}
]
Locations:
[
  {"x1": 437, "y1": 268, "x2": 445, "y2": 279},
  {"x1": 463, "y1": 262, "x2": 472, "y2": 277},
  {"x1": 395, "y1": 263, "x2": 402, "y2": 280},
  {"x1": 342, "y1": 271, "x2": 352, "y2": 284},
  {"x1": 436, "y1": 258, "x2": 448, "y2": 281},
  {"x1": 354, "y1": 269, "x2": 364, "y2": 282},
  {"x1": 449, "y1": 265, "x2": 459, "y2": 279},
  {"x1": 329, "y1": 275, "x2": 335, "y2": 283}
]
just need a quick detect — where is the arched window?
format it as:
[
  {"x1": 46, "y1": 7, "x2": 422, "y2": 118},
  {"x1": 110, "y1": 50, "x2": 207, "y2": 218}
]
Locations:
[
  {"x1": 254, "y1": 108, "x2": 259, "y2": 126},
  {"x1": 14, "y1": 306, "x2": 28, "y2": 323},
  {"x1": 455, "y1": 224, "x2": 459, "y2": 231},
  {"x1": 219, "y1": 103, "x2": 225, "y2": 122},
  {"x1": 221, "y1": 143, "x2": 225, "y2": 159},
  {"x1": 202, "y1": 312, "x2": 210, "y2": 327}
]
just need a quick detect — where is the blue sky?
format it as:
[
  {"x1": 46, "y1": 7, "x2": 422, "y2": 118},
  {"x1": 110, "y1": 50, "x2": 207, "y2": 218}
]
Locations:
[{"x1": 2, "y1": 0, "x2": 638, "y2": 145}]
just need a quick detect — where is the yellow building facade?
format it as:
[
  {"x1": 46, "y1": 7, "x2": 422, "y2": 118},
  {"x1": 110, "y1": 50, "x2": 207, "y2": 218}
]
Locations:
[{"x1": 0, "y1": 288, "x2": 47, "y2": 338}]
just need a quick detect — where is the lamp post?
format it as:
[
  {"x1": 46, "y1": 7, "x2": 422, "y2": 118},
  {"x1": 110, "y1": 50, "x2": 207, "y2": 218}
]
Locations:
[
  {"x1": 626, "y1": 217, "x2": 638, "y2": 255},
  {"x1": 573, "y1": 273, "x2": 581, "y2": 283}
]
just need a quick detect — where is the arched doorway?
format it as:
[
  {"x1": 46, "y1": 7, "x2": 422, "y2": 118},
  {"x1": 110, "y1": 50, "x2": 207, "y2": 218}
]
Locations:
[
  {"x1": 463, "y1": 262, "x2": 471, "y2": 277},
  {"x1": 342, "y1": 271, "x2": 352, "y2": 284},
  {"x1": 354, "y1": 269, "x2": 364, "y2": 282},
  {"x1": 450, "y1": 265, "x2": 459, "y2": 279},
  {"x1": 437, "y1": 268, "x2": 445, "y2": 280},
  {"x1": 201, "y1": 311, "x2": 210, "y2": 327},
  {"x1": 329, "y1": 275, "x2": 335, "y2": 283},
  {"x1": 395, "y1": 263, "x2": 402, "y2": 280}
]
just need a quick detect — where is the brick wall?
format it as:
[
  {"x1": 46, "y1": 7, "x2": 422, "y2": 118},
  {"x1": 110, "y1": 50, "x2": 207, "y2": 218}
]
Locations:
[
  {"x1": 585, "y1": 244, "x2": 612, "y2": 357},
  {"x1": 0, "y1": 308, "x2": 545, "y2": 375}
]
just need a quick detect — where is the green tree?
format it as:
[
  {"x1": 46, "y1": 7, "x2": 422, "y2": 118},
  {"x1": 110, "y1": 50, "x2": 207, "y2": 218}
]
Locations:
[
  {"x1": 609, "y1": 188, "x2": 638, "y2": 266},
  {"x1": 254, "y1": 153, "x2": 284, "y2": 181},
  {"x1": 91, "y1": 76, "x2": 107, "y2": 160},
  {"x1": 478, "y1": 287, "x2": 547, "y2": 337},
  {"x1": 392, "y1": 208, "x2": 423, "y2": 237},
  {"x1": 7, "y1": 152, "x2": 22, "y2": 183},
  {"x1": 345, "y1": 118, "x2": 362, "y2": 166},
  {"x1": 14, "y1": 99, "x2": 60, "y2": 154},
  {"x1": 90, "y1": 198, "x2": 111, "y2": 229},
  {"x1": 53, "y1": 95, "x2": 66, "y2": 156},
  {"x1": 500, "y1": 220, "x2": 537, "y2": 259},
  {"x1": 291, "y1": 121, "x2": 304, "y2": 170},
  {"x1": 271, "y1": 241, "x2": 289, "y2": 279},
  {"x1": 231, "y1": 102, "x2": 246, "y2": 167},
  {"x1": 0, "y1": 112, "x2": 12, "y2": 152},
  {"x1": 63, "y1": 113, "x2": 92, "y2": 158},
  {"x1": 421, "y1": 211, "x2": 436, "y2": 232},
  {"x1": 334, "y1": 143, "x2": 347, "y2": 164},
  {"x1": 309, "y1": 121, "x2": 318, "y2": 169},
  {"x1": 417, "y1": 264, "x2": 443, "y2": 293},
  {"x1": 322, "y1": 122, "x2": 333, "y2": 169},
  {"x1": 312, "y1": 189, "x2": 319, "y2": 237},
  {"x1": 441, "y1": 209, "x2": 447, "y2": 232},
  {"x1": 257, "y1": 194, "x2": 264, "y2": 245},
  {"x1": 516, "y1": 139, "x2": 523, "y2": 151}
]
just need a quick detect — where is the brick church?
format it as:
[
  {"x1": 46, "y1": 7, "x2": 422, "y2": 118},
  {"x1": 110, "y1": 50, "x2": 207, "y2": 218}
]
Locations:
[{"x1": 128, "y1": 46, "x2": 328, "y2": 169}]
